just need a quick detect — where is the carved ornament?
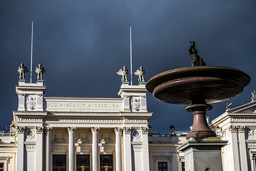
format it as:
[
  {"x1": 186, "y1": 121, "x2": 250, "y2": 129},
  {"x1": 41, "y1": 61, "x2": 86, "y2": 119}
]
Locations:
[
  {"x1": 117, "y1": 66, "x2": 128, "y2": 82},
  {"x1": 53, "y1": 133, "x2": 66, "y2": 143},
  {"x1": 67, "y1": 127, "x2": 76, "y2": 134},
  {"x1": 26, "y1": 96, "x2": 36, "y2": 110},
  {"x1": 114, "y1": 127, "x2": 122, "y2": 134},
  {"x1": 238, "y1": 126, "x2": 246, "y2": 132},
  {"x1": 123, "y1": 127, "x2": 131, "y2": 134},
  {"x1": 17, "y1": 126, "x2": 25, "y2": 133},
  {"x1": 131, "y1": 97, "x2": 141, "y2": 112},
  {"x1": 17, "y1": 63, "x2": 28, "y2": 80},
  {"x1": 134, "y1": 66, "x2": 145, "y2": 83},
  {"x1": 229, "y1": 126, "x2": 237, "y2": 133},
  {"x1": 248, "y1": 129, "x2": 256, "y2": 140},
  {"x1": 91, "y1": 127, "x2": 100, "y2": 134},
  {"x1": 45, "y1": 127, "x2": 52, "y2": 134},
  {"x1": 141, "y1": 127, "x2": 149, "y2": 134},
  {"x1": 35, "y1": 64, "x2": 46, "y2": 80},
  {"x1": 36, "y1": 126, "x2": 44, "y2": 134},
  {"x1": 26, "y1": 128, "x2": 36, "y2": 140}
]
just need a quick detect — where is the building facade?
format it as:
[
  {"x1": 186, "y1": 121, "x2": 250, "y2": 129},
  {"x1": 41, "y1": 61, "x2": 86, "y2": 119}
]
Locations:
[
  {"x1": 1, "y1": 66, "x2": 256, "y2": 171},
  {"x1": 210, "y1": 99, "x2": 256, "y2": 171},
  {"x1": 0, "y1": 71, "x2": 188, "y2": 171}
]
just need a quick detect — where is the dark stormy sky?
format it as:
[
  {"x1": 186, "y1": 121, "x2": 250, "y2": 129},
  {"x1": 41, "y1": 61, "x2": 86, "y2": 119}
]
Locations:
[{"x1": 0, "y1": 0, "x2": 256, "y2": 133}]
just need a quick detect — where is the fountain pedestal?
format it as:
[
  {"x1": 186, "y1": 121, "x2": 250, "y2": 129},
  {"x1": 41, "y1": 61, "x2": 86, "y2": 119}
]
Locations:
[{"x1": 178, "y1": 137, "x2": 227, "y2": 171}]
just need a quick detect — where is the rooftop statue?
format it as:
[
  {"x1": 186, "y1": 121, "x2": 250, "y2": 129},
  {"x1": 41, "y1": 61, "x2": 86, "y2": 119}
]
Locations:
[
  {"x1": 134, "y1": 66, "x2": 145, "y2": 83},
  {"x1": 17, "y1": 63, "x2": 28, "y2": 80},
  {"x1": 188, "y1": 41, "x2": 206, "y2": 66},
  {"x1": 35, "y1": 64, "x2": 46, "y2": 80},
  {"x1": 117, "y1": 66, "x2": 128, "y2": 82}
]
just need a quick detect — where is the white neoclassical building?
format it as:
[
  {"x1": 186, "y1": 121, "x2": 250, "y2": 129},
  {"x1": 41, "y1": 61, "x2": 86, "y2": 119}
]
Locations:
[
  {"x1": 1, "y1": 64, "x2": 256, "y2": 171},
  {"x1": 0, "y1": 65, "x2": 188, "y2": 171},
  {"x1": 210, "y1": 99, "x2": 256, "y2": 171}
]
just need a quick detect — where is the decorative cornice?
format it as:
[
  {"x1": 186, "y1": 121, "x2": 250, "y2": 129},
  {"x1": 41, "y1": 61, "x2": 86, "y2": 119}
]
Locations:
[
  {"x1": 0, "y1": 148, "x2": 17, "y2": 151},
  {"x1": 133, "y1": 145, "x2": 142, "y2": 149},
  {"x1": 25, "y1": 144, "x2": 36, "y2": 149},
  {"x1": 231, "y1": 118, "x2": 256, "y2": 123},
  {"x1": 124, "y1": 119, "x2": 148, "y2": 123},
  {"x1": 18, "y1": 118, "x2": 43, "y2": 122}
]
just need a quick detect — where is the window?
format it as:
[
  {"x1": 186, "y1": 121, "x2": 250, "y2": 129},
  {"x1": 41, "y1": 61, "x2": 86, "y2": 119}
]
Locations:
[
  {"x1": 77, "y1": 155, "x2": 90, "y2": 171},
  {"x1": 100, "y1": 155, "x2": 113, "y2": 171},
  {"x1": 53, "y1": 155, "x2": 66, "y2": 171},
  {"x1": 158, "y1": 162, "x2": 168, "y2": 171},
  {"x1": 181, "y1": 162, "x2": 185, "y2": 171},
  {"x1": 0, "y1": 163, "x2": 3, "y2": 171}
]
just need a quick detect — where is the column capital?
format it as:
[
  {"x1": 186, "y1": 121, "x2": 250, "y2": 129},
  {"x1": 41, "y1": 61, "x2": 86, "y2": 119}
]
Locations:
[
  {"x1": 36, "y1": 126, "x2": 44, "y2": 134},
  {"x1": 114, "y1": 127, "x2": 122, "y2": 134},
  {"x1": 91, "y1": 127, "x2": 100, "y2": 134},
  {"x1": 17, "y1": 126, "x2": 25, "y2": 134},
  {"x1": 67, "y1": 127, "x2": 76, "y2": 134},
  {"x1": 141, "y1": 127, "x2": 149, "y2": 134},
  {"x1": 238, "y1": 126, "x2": 246, "y2": 133},
  {"x1": 229, "y1": 125, "x2": 238, "y2": 133},
  {"x1": 123, "y1": 127, "x2": 131, "y2": 134},
  {"x1": 45, "y1": 127, "x2": 52, "y2": 134}
]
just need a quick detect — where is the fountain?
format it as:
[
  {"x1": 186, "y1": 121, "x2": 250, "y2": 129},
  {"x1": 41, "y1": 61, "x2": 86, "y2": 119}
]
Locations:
[
  {"x1": 146, "y1": 41, "x2": 250, "y2": 170},
  {"x1": 146, "y1": 42, "x2": 250, "y2": 139}
]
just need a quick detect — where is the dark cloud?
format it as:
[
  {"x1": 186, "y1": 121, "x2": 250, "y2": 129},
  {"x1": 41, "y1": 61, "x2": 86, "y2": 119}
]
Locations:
[{"x1": 0, "y1": 0, "x2": 256, "y2": 133}]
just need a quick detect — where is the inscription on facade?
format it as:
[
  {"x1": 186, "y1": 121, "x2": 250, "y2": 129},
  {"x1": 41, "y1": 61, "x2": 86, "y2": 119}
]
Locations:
[{"x1": 46, "y1": 101, "x2": 123, "y2": 112}]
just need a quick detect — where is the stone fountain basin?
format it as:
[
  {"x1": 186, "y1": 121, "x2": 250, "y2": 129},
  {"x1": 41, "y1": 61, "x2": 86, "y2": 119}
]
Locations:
[{"x1": 146, "y1": 66, "x2": 250, "y2": 105}]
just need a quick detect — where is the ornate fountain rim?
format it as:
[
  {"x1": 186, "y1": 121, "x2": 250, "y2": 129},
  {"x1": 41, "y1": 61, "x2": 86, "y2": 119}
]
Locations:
[{"x1": 146, "y1": 66, "x2": 250, "y2": 93}]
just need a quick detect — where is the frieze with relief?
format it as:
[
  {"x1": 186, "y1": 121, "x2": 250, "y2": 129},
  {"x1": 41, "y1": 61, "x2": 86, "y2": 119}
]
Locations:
[
  {"x1": 248, "y1": 129, "x2": 256, "y2": 140},
  {"x1": 52, "y1": 133, "x2": 67, "y2": 143},
  {"x1": 76, "y1": 133, "x2": 90, "y2": 144},
  {"x1": 100, "y1": 133, "x2": 113, "y2": 144}
]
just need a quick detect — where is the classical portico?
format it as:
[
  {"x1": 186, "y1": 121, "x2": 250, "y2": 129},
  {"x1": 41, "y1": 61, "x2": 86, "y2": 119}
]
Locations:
[{"x1": 12, "y1": 65, "x2": 152, "y2": 171}]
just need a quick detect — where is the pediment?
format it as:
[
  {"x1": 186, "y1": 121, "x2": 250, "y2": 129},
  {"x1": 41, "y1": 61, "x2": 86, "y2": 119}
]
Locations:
[{"x1": 227, "y1": 101, "x2": 256, "y2": 114}]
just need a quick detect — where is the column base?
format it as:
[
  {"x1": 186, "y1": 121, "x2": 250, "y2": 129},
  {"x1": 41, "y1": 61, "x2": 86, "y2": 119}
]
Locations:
[{"x1": 178, "y1": 137, "x2": 227, "y2": 171}]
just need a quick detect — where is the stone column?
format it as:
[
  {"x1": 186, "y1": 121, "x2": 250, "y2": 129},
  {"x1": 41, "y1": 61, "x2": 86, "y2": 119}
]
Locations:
[
  {"x1": 45, "y1": 127, "x2": 52, "y2": 171},
  {"x1": 115, "y1": 127, "x2": 122, "y2": 171},
  {"x1": 123, "y1": 127, "x2": 132, "y2": 171},
  {"x1": 68, "y1": 127, "x2": 76, "y2": 171},
  {"x1": 250, "y1": 154, "x2": 255, "y2": 171},
  {"x1": 238, "y1": 126, "x2": 248, "y2": 171},
  {"x1": 17, "y1": 126, "x2": 25, "y2": 171},
  {"x1": 36, "y1": 127, "x2": 44, "y2": 171},
  {"x1": 229, "y1": 126, "x2": 240, "y2": 171},
  {"x1": 141, "y1": 127, "x2": 150, "y2": 171},
  {"x1": 91, "y1": 127, "x2": 100, "y2": 171}
]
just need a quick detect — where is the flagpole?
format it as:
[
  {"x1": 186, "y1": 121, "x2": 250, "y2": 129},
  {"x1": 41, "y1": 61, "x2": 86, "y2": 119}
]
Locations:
[
  {"x1": 30, "y1": 21, "x2": 34, "y2": 83},
  {"x1": 130, "y1": 26, "x2": 133, "y2": 85}
]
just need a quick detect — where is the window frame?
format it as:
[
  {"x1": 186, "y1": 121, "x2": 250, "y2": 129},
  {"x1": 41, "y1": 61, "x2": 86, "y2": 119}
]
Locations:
[
  {"x1": 157, "y1": 161, "x2": 168, "y2": 171},
  {"x1": 52, "y1": 154, "x2": 67, "y2": 171},
  {"x1": 76, "y1": 154, "x2": 90, "y2": 171}
]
